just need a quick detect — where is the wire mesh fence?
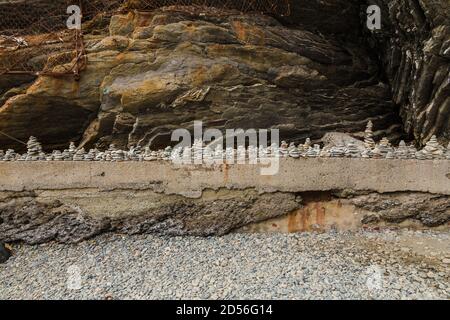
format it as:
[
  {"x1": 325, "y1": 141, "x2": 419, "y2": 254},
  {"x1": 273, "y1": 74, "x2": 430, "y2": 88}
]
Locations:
[
  {"x1": 0, "y1": 0, "x2": 290, "y2": 77},
  {"x1": 123, "y1": 0, "x2": 291, "y2": 16},
  {"x1": 0, "y1": 0, "x2": 84, "y2": 77}
]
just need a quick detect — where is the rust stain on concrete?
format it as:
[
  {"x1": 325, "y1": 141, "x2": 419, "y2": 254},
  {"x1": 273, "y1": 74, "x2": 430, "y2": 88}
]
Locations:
[
  {"x1": 239, "y1": 198, "x2": 364, "y2": 233},
  {"x1": 222, "y1": 163, "x2": 229, "y2": 183}
]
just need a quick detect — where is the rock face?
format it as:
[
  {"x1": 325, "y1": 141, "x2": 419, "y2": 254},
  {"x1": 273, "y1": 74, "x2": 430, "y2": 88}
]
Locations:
[
  {"x1": 0, "y1": 190, "x2": 301, "y2": 244},
  {"x1": 0, "y1": 243, "x2": 11, "y2": 263},
  {"x1": 351, "y1": 192, "x2": 450, "y2": 227},
  {"x1": 366, "y1": 0, "x2": 450, "y2": 146},
  {"x1": 0, "y1": 0, "x2": 448, "y2": 150},
  {"x1": 1, "y1": 188, "x2": 448, "y2": 244},
  {"x1": 0, "y1": 1, "x2": 404, "y2": 151}
]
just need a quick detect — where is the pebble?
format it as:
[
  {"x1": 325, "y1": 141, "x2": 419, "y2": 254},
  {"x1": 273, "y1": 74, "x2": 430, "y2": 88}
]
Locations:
[{"x1": 0, "y1": 230, "x2": 448, "y2": 300}]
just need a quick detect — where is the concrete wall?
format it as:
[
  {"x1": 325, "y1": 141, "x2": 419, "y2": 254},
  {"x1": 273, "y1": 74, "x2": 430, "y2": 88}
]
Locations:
[
  {"x1": 0, "y1": 159, "x2": 449, "y2": 244},
  {"x1": 0, "y1": 159, "x2": 449, "y2": 195}
]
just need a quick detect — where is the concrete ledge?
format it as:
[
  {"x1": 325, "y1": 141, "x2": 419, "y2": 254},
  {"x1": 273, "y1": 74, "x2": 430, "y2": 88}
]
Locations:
[
  {"x1": 1, "y1": 159, "x2": 449, "y2": 243},
  {"x1": 0, "y1": 159, "x2": 449, "y2": 196}
]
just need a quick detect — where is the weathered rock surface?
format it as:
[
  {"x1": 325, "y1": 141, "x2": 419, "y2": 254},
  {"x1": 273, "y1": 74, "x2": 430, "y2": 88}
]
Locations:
[
  {"x1": 1, "y1": 188, "x2": 448, "y2": 244},
  {"x1": 0, "y1": 242, "x2": 11, "y2": 263},
  {"x1": 0, "y1": 1, "x2": 404, "y2": 151},
  {"x1": 0, "y1": 190, "x2": 300, "y2": 244},
  {"x1": 351, "y1": 192, "x2": 450, "y2": 227},
  {"x1": 366, "y1": 0, "x2": 450, "y2": 146}
]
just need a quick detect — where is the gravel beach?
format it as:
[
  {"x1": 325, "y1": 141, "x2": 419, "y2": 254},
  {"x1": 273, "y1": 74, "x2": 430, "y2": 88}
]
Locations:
[{"x1": 1, "y1": 230, "x2": 449, "y2": 300}]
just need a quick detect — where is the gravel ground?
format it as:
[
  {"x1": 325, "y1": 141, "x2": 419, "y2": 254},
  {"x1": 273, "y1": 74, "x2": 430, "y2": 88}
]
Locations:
[{"x1": 1, "y1": 230, "x2": 449, "y2": 300}]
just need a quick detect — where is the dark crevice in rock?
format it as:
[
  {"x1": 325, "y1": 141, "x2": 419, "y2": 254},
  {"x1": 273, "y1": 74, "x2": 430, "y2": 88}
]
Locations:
[
  {"x1": 364, "y1": 0, "x2": 450, "y2": 146},
  {"x1": 0, "y1": 243, "x2": 11, "y2": 263}
]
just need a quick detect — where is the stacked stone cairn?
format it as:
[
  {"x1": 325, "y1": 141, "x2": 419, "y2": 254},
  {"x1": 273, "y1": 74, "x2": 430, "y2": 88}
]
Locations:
[
  {"x1": 394, "y1": 141, "x2": 409, "y2": 159},
  {"x1": 418, "y1": 135, "x2": 445, "y2": 160},
  {"x1": 73, "y1": 148, "x2": 86, "y2": 161},
  {"x1": 3, "y1": 149, "x2": 16, "y2": 161},
  {"x1": 25, "y1": 136, "x2": 44, "y2": 161},
  {"x1": 364, "y1": 121, "x2": 376, "y2": 150},
  {"x1": 1, "y1": 126, "x2": 450, "y2": 163},
  {"x1": 330, "y1": 141, "x2": 346, "y2": 157},
  {"x1": 345, "y1": 142, "x2": 361, "y2": 158}
]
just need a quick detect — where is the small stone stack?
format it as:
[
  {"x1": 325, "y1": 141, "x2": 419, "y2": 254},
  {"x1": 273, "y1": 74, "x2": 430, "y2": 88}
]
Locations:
[
  {"x1": 370, "y1": 146, "x2": 383, "y2": 159},
  {"x1": 45, "y1": 153, "x2": 53, "y2": 161},
  {"x1": 289, "y1": 146, "x2": 301, "y2": 158},
  {"x1": 415, "y1": 150, "x2": 428, "y2": 160},
  {"x1": 84, "y1": 149, "x2": 96, "y2": 161},
  {"x1": 3, "y1": 149, "x2": 16, "y2": 161},
  {"x1": 296, "y1": 144, "x2": 306, "y2": 157},
  {"x1": 288, "y1": 142, "x2": 296, "y2": 153},
  {"x1": 364, "y1": 121, "x2": 376, "y2": 149},
  {"x1": 305, "y1": 145, "x2": 320, "y2": 158},
  {"x1": 111, "y1": 149, "x2": 125, "y2": 162},
  {"x1": 345, "y1": 142, "x2": 361, "y2": 158},
  {"x1": 73, "y1": 148, "x2": 86, "y2": 161},
  {"x1": 421, "y1": 135, "x2": 445, "y2": 159},
  {"x1": 377, "y1": 137, "x2": 392, "y2": 157},
  {"x1": 26, "y1": 136, "x2": 43, "y2": 161},
  {"x1": 279, "y1": 141, "x2": 289, "y2": 157},
  {"x1": 62, "y1": 149, "x2": 72, "y2": 161},
  {"x1": 148, "y1": 151, "x2": 159, "y2": 161},
  {"x1": 303, "y1": 138, "x2": 312, "y2": 151},
  {"x1": 68, "y1": 142, "x2": 77, "y2": 158},
  {"x1": 53, "y1": 151, "x2": 64, "y2": 161},
  {"x1": 330, "y1": 142, "x2": 346, "y2": 157},
  {"x1": 394, "y1": 141, "x2": 409, "y2": 159}
]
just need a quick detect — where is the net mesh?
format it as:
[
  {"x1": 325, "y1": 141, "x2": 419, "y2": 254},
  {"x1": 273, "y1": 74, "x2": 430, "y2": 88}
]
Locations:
[
  {"x1": 0, "y1": 0, "x2": 290, "y2": 76},
  {"x1": 0, "y1": 0, "x2": 84, "y2": 76},
  {"x1": 123, "y1": 0, "x2": 290, "y2": 15}
]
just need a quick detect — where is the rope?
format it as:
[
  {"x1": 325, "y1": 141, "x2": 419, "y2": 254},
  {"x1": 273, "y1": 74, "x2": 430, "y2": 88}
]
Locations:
[{"x1": 0, "y1": 130, "x2": 27, "y2": 145}]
